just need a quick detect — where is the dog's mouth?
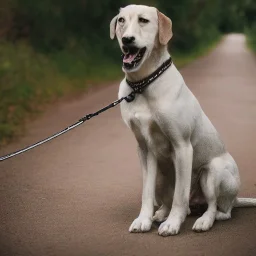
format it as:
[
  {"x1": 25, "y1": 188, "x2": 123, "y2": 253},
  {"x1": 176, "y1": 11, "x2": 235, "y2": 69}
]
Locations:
[{"x1": 122, "y1": 46, "x2": 146, "y2": 70}]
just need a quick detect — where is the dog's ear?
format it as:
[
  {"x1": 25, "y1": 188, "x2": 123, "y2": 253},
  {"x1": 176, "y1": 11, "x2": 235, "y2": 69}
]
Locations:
[
  {"x1": 157, "y1": 10, "x2": 173, "y2": 45},
  {"x1": 110, "y1": 15, "x2": 118, "y2": 39}
]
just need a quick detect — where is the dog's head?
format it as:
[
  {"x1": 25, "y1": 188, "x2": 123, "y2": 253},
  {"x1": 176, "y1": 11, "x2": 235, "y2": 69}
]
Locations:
[{"x1": 110, "y1": 5, "x2": 173, "y2": 73}]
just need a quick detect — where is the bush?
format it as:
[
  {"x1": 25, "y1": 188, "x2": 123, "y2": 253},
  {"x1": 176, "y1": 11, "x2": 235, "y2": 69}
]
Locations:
[{"x1": 0, "y1": 0, "x2": 255, "y2": 144}]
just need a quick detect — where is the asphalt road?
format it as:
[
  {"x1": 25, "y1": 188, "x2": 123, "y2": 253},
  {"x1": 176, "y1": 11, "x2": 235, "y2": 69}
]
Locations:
[{"x1": 0, "y1": 34, "x2": 256, "y2": 256}]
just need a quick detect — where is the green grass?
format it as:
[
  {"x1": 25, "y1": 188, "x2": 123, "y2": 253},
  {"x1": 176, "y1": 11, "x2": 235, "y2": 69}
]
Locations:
[
  {"x1": 172, "y1": 35, "x2": 222, "y2": 68},
  {"x1": 0, "y1": 40, "x2": 121, "y2": 145},
  {"x1": 0, "y1": 36, "x2": 222, "y2": 145},
  {"x1": 246, "y1": 25, "x2": 256, "y2": 53}
]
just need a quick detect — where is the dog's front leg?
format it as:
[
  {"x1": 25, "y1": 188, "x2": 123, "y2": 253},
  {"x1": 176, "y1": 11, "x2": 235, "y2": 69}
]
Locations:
[
  {"x1": 129, "y1": 147, "x2": 157, "y2": 233},
  {"x1": 158, "y1": 143, "x2": 193, "y2": 236}
]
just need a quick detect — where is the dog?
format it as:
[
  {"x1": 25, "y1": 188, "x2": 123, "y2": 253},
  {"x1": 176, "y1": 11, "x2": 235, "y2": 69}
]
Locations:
[{"x1": 110, "y1": 4, "x2": 256, "y2": 236}]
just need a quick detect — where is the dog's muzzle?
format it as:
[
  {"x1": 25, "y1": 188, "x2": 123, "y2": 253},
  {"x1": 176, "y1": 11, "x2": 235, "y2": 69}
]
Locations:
[{"x1": 122, "y1": 46, "x2": 147, "y2": 70}]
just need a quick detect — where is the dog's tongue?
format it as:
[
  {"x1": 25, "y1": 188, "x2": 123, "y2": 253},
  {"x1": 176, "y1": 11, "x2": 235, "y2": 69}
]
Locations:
[{"x1": 123, "y1": 53, "x2": 137, "y2": 63}]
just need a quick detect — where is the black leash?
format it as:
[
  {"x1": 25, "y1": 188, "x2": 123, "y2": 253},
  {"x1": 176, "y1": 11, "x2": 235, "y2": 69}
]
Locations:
[
  {"x1": 0, "y1": 57, "x2": 172, "y2": 162},
  {"x1": 0, "y1": 93, "x2": 134, "y2": 162}
]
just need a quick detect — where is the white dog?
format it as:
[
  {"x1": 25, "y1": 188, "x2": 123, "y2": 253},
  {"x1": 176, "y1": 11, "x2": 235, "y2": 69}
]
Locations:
[{"x1": 110, "y1": 4, "x2": 256, "y2": 236}]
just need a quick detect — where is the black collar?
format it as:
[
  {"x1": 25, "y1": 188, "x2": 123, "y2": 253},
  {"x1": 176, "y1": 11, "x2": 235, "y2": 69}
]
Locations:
[{"x1": 126, "y1": 57, "x2": 172, "y2": 94}]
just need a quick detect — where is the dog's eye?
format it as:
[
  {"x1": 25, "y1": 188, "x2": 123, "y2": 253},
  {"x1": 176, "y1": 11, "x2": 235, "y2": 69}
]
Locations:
[
  {"x1": 118, "y1": 17, "x2": 125, "y2": 24},
  {"x1": 139, "y1": 17, "x2": 149, "y2": 24}
]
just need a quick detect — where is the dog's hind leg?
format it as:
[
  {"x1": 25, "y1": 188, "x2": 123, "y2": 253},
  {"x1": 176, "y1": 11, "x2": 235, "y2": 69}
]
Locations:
[
  {"x1": 192, "y1": 165, "x2": 218, "y2": 232},
  {"x1": 215, "y1": 154, "x2": 240, "y2": 221},
  {"x1": 153, "y1": 204, "x2": 170, "y2": 222},
  {"x1": 215, "y1": 206, "x2": 232, "y2": 220},
  {"x1": 193, "y1": 153, "x2": 240, "y2": 232}
]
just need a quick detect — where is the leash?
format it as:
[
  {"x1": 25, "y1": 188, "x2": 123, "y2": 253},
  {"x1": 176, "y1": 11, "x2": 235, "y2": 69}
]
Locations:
[
  {"x1": 0, "y1": 57, "x2": 172, "y2": 162},
  {"x1": 0, "y1": 92, "x2": 135, "y2": 162}
]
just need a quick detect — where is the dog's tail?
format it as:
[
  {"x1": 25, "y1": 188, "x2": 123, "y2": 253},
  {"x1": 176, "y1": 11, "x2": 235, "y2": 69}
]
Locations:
[{"x1": 234, "y1": 197, "x2": 256, "y2": 207}]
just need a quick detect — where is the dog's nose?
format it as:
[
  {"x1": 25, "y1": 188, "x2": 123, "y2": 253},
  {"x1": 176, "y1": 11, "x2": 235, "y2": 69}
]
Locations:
[{"x1": 122, "y1": 36, "x2": 135, "y2": 45}]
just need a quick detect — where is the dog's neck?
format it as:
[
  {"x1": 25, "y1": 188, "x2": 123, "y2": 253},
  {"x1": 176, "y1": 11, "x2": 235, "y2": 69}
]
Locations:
[{"x1": 125, "y1": 46, "x2": 170, "y2": 82}]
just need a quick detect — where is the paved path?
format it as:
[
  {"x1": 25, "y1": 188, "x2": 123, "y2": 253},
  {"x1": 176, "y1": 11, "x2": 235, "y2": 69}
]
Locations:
[{"x1": 0, "y1": 34, "x2": 256, "y2": 256}]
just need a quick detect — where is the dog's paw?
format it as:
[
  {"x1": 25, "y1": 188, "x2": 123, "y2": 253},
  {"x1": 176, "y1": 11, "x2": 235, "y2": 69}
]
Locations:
[
  {"x1": 153, "y1": 211, "x2": 167, "y2": 223},
  {"x1": 153, "y1": 208, "x2": 169, "y2": 222},
  {"x1": 192, "y1": 215, "x2": 214, "y2": 232},
  {"x1": 129, "y1": 217, "x2": 152, "y2": 233},
  {"x1": 158, "y1": 218, "x2": 181, "y2": 236},
  {"x1": 215, "y1": 211, "x2": 231, "y2": 221}
]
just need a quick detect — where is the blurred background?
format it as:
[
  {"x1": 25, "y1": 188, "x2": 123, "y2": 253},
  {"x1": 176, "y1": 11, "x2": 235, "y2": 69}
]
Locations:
[{"x1": 0, "y1": 0, "x2": 255, "y2": 145}]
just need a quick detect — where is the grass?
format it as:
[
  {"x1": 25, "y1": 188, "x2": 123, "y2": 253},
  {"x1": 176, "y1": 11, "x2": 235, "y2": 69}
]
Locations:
[
  {"x1": 245, "y1": 25, "x2": 256, "y2": 53},
  {"x1": 0, "y1": 40, "x2": 121, "y2": 145},
  {"x1": 172, "y1": 35, "x2": 222, "y2": 67},
  {"x1": 0, "y1": 36, "x2": 222, "y2": 146}
]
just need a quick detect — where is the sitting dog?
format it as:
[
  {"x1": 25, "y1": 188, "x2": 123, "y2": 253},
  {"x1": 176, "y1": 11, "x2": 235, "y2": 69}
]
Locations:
[{"x1": 110, "y1": 4, "x2": 256, "y2": 236}]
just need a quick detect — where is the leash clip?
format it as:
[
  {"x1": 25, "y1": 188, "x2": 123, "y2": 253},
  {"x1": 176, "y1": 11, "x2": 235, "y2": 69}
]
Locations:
[
  {"x1": 79, "y1": 114, "x2": 93, "y2": 122},
  {"x1": 125, "y1": 92, "x2": 136, "y2": 102}
]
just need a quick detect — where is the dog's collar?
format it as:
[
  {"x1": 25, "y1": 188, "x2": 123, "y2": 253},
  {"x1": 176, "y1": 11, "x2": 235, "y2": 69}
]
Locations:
[{"x1": 126, "y1": 57, "x2": 172, "y2": 94}]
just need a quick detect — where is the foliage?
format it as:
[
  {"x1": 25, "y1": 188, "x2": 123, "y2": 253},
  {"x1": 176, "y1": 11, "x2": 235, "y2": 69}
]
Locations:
[
  {"x1": 218, "y1": 0, "x2": 248, "y2": 33},
  {"x1": 0, "y1": 40, "x2": 121, "y2": 144},
  {"x1": 1, "y1": 0, "x2": 255, "y2": 56},
  {"x1": 0, "y1": 0, "x2": 255, "y2": 144},
  {"x1": 157, "y1": 0, "x2": 221, "y2": 53},
  {"x1": 246, "y1": 25, "x2": 256, "y2": 53},
  {"x1": 244, "y1": 0, "x2": 256, "y2": 53}
]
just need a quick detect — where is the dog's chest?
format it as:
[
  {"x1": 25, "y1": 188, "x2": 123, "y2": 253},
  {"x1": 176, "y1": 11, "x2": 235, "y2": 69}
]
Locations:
[{"x1": 121, "y1": 97, "x2": 171, "y2": 157}]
